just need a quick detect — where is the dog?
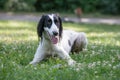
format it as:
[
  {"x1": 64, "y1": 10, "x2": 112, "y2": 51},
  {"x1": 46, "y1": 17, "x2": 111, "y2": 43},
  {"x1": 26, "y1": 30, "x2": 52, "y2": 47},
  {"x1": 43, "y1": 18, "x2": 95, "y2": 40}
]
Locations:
[{"x1": 30, "y1": 14, "x2": 88, "y2": 66}]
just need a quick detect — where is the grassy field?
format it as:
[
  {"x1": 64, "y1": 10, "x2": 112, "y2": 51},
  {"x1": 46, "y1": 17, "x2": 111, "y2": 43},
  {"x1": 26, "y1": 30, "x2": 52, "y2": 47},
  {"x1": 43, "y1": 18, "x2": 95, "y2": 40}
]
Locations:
[{"x1": 0, "y1": 21, "x2": 120, "y2": 80}]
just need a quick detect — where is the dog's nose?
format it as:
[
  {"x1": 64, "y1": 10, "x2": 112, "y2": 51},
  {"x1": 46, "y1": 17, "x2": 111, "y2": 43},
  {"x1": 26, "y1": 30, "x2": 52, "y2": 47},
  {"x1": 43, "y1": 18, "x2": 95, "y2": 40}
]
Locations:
[{"x1": 53, "y1": 31, "x2": 58, "y2": 36}]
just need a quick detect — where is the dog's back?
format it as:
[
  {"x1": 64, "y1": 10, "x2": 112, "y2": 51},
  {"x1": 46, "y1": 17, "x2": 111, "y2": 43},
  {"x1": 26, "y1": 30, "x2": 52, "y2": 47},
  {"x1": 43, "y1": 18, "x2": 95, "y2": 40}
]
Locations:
[{"x1": 60, "y1": 30, "x2": 87, "y2": 53}]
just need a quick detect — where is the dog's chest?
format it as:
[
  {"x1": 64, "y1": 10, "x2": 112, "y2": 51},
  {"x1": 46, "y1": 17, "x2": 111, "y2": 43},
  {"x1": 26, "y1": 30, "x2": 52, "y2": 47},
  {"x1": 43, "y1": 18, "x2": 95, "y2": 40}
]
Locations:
[
  {"x1": 46, "y1": 49, "x2": 56, "y2": 56},
  {"x1": 44, "y1": 43, "x2": 57, "y2": 56}
]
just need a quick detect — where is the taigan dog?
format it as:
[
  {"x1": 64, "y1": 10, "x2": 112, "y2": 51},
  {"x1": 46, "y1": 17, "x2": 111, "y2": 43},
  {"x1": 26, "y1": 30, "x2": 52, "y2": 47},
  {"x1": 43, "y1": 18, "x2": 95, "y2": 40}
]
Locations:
[{"x1": 30, "y1": 14, "x2": 88, "y2": 66}]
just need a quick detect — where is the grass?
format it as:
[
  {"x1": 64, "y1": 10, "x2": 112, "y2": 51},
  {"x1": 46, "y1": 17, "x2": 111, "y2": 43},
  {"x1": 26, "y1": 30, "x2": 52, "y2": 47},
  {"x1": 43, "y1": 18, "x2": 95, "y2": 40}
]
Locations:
[{"x1": 0, "y1": 21, "x2": 120, "y2": 80}]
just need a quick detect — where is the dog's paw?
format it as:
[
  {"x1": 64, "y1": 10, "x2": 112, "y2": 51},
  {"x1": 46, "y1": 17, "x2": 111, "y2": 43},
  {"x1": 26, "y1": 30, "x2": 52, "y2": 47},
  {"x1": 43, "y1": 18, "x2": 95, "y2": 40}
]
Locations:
[
  {"x1": 29, "y1": 61, "x2": 37, "y2": 65},
  {"x1": 68, "y1": 59, "x2": 76, "y2": 66}
]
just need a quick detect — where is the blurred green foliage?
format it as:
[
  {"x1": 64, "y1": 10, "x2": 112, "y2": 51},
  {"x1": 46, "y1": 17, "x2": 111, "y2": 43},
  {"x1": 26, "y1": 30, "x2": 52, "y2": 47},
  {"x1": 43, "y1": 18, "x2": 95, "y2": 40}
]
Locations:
[
  {"x1": 0, "y1": 0, "x2": 36, "y2": 12},
  {"x1": 0, "y1": 0, "x2": 120, "y2": 14}
]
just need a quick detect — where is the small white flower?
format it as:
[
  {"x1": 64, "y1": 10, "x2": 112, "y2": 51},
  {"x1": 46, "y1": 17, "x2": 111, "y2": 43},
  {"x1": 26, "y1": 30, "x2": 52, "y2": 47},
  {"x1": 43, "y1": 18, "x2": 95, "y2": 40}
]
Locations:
[
  {"x1": 92, "y1": 51, "x2": 95, "y2": 55},
  {"x1": 113, "y1": 66, "x2": 116, "y2": 69},
  {"x1": 88, "y1": 62, "x2": 96, "y2": 68},
  {"x1": 108, "y1": 64, "x2": 112, "y2": 67},
  {"x1": 94, "y1": 71, "x2": 97, "y2": 74},
  {"x1": 97, "y1": 61, "x2": 101, "y2": 65},
  {"x1": 34, "y1": 67, "x2": 37, "y2": 70},
  {"x1": 95, "y1": 76, "x2": 99, "y2": 78},
  {"x1": 13, "y1": 47, "x2": 16, "y2": 50},
  {"x1": 91, "y1": 45, "x2": 96, "y2": 49}
]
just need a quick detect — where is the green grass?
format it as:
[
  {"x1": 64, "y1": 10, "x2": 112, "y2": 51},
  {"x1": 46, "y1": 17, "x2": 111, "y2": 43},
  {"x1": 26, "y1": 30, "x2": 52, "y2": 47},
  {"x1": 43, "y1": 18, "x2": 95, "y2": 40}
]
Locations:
[{"x1": 0, "y1": 21, "x2": 120, "y2": 80}]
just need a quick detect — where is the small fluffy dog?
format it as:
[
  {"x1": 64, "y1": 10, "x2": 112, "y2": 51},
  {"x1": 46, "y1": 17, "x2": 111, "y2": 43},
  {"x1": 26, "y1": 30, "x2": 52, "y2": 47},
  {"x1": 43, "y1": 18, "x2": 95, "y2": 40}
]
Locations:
[{"x1": 30, "y1": 14, "x2": 88, "y2": 66}]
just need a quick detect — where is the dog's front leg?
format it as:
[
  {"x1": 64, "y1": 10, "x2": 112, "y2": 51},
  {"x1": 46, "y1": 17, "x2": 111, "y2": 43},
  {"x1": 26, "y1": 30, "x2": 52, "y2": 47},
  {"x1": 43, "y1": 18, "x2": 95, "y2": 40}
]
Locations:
[
  {"x1": 55, "y1": 46, "x2": 76, "y2": 66},
  {"x1": 30, "y1": 45, "x2": 46, "y2": 65}
]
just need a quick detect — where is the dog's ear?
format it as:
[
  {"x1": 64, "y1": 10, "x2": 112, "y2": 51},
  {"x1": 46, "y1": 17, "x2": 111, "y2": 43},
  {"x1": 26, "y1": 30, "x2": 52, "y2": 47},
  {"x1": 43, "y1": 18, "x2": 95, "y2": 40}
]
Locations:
[
  {"x1": 58, "y1": 16, "x2": 63, "y2": 38},
  {"x1": 37, "y1": 15, "x2": 46, "y2": 39}
]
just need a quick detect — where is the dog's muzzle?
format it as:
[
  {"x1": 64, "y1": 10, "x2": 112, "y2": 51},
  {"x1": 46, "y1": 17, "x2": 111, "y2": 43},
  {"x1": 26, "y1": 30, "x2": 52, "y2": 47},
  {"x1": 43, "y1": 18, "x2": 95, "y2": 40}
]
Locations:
[
  {"x1": 46, "y1": 31, "x2": 59, "y2": 44},
  {"x1": 53, "y1": 31, "x2": 58, "y2": 36}
]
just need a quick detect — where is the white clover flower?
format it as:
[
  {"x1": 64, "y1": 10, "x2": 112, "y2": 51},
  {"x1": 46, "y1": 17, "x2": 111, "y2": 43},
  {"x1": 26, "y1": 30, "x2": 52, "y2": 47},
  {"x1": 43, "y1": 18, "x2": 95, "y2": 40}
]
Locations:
[
  {"x1": 34, "y1": 67, "x2": 37, "y2": 70},
  {"x1": 117, "y1": 54, "x2": 120, "y2": 60},
  {"x1": 91, "y1": 45, "x2": 96, "y2": 49},
  {"x1": 94, "y1": 71, "x2": 98, "y2": 74},
  {"x1": 92, "y1": 51, "x2": 95, "y2": 55},
  {"x1": 13, "y1": 47, "x2": 16, "y2": 50},
  {"x1": 84, "y1": 54, "x2": 88, "y2": 57},
  {"x1": 95, "y1": 76, "x2": 99, "y2": 78},
  {"x1": 96, "y1": 52, "x2": 100, "y2": 55},
  {"x1": 88, "y1": 62, "x2": 97, "y2": 68},
  {"x1": 108, "y1": 64, "x2": 112, "y2": 67},
  {"x1": 102, "y1": 60, "x2": 109, "y2": 66},
  {"x1": 97, "y1": 61, "x2": 101, "y2": 65},
  {"x1": 111, "y1": 58, "x2": 115, "y2": 63},
  {"x1": 113, "y1": 66, "x2": 116, "y2": 69},
  {"x1": 98, "y1": 49, "x2": 103, "y2": 53}
]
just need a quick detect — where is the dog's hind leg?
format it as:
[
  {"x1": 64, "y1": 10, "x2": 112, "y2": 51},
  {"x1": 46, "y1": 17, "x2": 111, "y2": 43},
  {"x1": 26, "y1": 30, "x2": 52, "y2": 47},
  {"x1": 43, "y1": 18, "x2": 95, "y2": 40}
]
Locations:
[{"x1": 71, "y1": 32, "x2": 88, "y2": 53}]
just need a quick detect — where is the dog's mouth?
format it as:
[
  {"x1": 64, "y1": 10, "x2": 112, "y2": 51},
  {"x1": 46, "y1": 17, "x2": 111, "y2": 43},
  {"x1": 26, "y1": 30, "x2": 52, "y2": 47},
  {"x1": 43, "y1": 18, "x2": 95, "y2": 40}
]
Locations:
[{"x1": 46, "y1": 31, "x2": 59, "y2": 44}]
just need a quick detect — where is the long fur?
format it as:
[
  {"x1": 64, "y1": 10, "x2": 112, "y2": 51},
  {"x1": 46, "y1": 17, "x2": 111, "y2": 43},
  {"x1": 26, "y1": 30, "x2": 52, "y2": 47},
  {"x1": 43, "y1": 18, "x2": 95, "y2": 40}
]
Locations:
[{"x1": 30, "y1": 14, "x2": 88, "y2": 66}]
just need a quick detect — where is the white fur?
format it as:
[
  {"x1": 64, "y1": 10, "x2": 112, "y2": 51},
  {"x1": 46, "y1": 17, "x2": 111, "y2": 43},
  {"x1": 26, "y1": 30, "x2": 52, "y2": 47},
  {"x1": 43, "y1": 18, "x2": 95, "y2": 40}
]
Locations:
[{"x1": 30, "y1": 14, "x2": 88, "y2": 66}]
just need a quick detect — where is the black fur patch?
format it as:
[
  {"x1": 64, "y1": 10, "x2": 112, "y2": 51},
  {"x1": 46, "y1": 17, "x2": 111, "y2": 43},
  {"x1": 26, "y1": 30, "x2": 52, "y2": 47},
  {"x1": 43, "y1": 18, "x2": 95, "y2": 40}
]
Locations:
[{"x1": 68, "y1": 40, "x2": 71, "y2": 46}]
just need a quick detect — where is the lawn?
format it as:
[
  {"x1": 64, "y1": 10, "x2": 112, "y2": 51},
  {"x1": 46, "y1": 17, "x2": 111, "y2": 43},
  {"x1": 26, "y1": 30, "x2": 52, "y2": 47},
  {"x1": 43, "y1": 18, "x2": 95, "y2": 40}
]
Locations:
[{"x1": 0, "y1": 21, "x2": 120, "y2": 80}]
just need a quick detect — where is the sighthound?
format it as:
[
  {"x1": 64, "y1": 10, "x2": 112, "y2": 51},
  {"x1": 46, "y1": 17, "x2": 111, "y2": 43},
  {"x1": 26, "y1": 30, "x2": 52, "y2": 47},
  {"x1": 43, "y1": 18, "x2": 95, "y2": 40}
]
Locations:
[{"x1": 30, "y1": 14, "x2": 88, "y2": 66}]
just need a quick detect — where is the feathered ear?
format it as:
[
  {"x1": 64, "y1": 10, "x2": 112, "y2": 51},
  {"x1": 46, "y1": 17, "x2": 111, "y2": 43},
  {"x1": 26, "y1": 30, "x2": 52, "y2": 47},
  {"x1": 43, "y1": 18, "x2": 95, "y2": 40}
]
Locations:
[
  {"x1": 37, "y1": 15, "x2": 46, "y2": 39},
  {"x1": 58, "y1": 16, "x2": 63, "y2": 38}
]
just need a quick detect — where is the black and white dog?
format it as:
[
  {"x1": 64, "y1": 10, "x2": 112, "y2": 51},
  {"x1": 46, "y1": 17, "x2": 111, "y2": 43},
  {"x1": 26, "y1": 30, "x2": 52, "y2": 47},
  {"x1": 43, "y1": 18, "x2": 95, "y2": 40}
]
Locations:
[{"x1": 30, "y1": 14, "x2": 88, "y2": 66}]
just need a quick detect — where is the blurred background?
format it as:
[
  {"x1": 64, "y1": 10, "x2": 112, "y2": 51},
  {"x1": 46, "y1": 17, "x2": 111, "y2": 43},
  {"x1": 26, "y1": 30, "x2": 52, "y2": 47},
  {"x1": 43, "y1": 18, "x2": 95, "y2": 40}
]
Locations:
[
  {"x1": 0, "y1": 0, "x2": 120, "y2": 24},
  {"x1": 0, "y1": 0, "x2": 120, "y2": 15}
]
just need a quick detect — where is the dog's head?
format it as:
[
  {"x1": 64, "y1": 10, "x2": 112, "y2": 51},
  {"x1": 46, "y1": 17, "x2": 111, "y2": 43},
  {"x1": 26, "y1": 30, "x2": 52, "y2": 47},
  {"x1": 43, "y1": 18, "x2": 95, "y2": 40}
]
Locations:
[{"x1": 37, "y1": 14, "x2": 63, "y2": 44}]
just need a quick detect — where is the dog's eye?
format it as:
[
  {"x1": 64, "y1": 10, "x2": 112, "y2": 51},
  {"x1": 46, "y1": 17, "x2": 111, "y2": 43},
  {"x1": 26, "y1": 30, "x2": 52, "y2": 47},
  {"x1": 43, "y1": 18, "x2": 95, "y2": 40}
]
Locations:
[
  {"x1": 54, "y1": 19, "x2": 58, "y2": 24},
  {"x1": 48, "y1": 19, "x2": 52, "y2": 24}
]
